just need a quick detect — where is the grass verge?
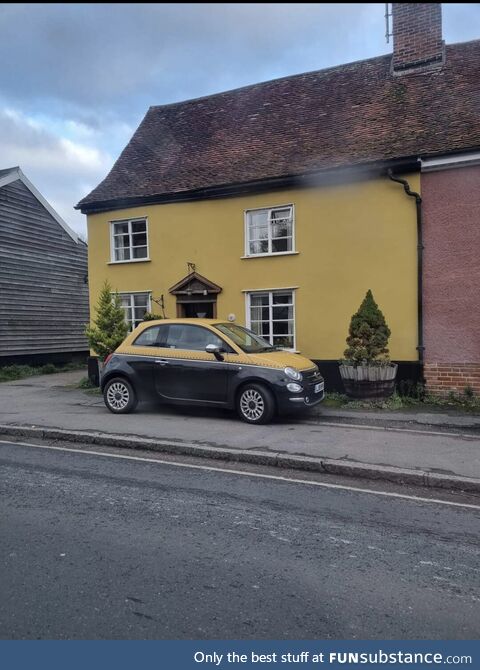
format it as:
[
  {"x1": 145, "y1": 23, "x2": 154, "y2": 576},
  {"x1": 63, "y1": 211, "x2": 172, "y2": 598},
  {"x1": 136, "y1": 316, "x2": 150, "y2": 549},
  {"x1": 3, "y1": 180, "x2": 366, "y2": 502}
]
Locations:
[
  {"x1": 0, "y1": 362, "x2": 86, "y2": 383},
  {"x1": 323, "y1": 390, "x2": 480, "y2": 414}
]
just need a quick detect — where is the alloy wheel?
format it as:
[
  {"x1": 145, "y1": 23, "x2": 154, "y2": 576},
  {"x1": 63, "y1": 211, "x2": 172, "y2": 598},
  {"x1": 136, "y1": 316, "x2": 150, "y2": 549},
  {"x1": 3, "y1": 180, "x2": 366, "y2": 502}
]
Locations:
[
  {"x1": 239, "y1": 389, "x2": 265, "y2": 421},
  {"x1": 106, "y1": 381, "x2": 130, "y2": 410}
]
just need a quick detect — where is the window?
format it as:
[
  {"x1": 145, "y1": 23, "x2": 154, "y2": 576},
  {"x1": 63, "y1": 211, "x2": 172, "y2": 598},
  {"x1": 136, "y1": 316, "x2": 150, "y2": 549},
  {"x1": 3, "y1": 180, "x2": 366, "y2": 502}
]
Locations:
[
  {"x1": 119, "y1": 292, "x2": 151, "y2": 331},
  {"x1": 164, "y1": 324, "x2": 229, "y2": 352},
  {"x1": 246, "y1": 290, "x2": 295, "y2": 350},
  {"x1": 111, "y1": 218, "x2": 148, "y2": 262},
  {"x1": 215, "y1": 323, "x2": 274, "y2": 354},
  {"x1": 133, "y1": 324, "x2": 168, "y2": 347},
  {"x1": 245, "y1": 205, "x2": 294, "y2": 256}
]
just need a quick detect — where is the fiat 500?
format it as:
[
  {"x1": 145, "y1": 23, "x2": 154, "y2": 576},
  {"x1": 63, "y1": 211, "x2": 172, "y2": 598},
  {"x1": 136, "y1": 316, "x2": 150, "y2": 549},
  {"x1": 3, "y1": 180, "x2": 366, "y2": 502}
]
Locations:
[{"x1": 101, "y1": 319, "x2": 324, "y2": 424}]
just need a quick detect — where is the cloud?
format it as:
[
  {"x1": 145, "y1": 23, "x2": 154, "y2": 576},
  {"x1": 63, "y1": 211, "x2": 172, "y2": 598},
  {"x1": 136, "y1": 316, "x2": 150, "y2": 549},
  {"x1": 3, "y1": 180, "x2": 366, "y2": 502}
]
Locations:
[
  {"x1": 0, "y1": 2, "x2": 478, "y2": 238},
  {"x1": 0, "y1": 106, "x2": 115, "y2": 235}
]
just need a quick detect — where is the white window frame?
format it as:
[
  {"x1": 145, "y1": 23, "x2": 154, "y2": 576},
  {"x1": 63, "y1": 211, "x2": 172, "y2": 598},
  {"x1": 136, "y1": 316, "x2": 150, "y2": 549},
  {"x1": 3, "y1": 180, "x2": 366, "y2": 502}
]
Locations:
[
  {"x1": 118, "y1": 291, "x2": 152, "y2": 331},
  {"x1": 243, "y1": 204, "x2": 295, "y2": 258},
  {"x1": 245, "y1": 288, "x2": 296, "y2": 351},
  {"x1": 109, "y1": 217, "x2": 150, "y2": 264}
]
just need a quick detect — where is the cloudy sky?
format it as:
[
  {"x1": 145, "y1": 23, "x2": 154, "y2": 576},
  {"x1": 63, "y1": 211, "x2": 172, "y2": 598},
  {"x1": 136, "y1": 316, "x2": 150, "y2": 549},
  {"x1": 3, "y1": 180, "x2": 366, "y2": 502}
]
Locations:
[{"x1": 1, "y1": 3, "x2": 478, "y2": 238}]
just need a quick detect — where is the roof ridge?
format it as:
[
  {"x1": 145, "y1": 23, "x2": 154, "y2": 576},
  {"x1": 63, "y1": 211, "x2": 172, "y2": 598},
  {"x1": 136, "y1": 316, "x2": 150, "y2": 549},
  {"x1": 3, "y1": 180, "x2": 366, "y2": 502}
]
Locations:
[{"x1": 148, "y1": 52, "x2": 392, "y2": 112}]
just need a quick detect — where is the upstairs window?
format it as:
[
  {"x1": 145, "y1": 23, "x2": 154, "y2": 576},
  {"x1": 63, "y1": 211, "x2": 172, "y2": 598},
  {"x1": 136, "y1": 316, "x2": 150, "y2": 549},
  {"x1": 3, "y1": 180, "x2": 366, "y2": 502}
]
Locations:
[
  {"x1": 245, "y1": 205, "x2": 294, "y2": 257},
  {"x1": 111, "y1": 218, "x2": 148, "y2": 262}
]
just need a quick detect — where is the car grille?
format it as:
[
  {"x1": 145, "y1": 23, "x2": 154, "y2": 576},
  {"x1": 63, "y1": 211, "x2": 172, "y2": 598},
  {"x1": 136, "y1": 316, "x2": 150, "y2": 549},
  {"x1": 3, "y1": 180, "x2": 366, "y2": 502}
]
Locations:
[{"x1": 303, "y1": 368, "x2": 323, "y2": 384}]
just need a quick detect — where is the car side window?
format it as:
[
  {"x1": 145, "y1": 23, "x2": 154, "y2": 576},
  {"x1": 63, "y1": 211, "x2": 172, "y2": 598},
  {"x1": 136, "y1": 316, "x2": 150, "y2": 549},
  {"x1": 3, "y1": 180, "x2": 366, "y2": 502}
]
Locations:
[
  {"x1": 165, "y1": 325, "x2": 230, "y2": 352},
  {"x1": 133, "y1": 324, "x2": 168, "y2": 347}
]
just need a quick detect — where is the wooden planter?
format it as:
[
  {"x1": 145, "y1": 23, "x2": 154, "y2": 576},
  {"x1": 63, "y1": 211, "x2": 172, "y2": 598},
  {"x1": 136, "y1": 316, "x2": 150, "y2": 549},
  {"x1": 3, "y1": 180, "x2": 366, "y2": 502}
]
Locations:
[
  {"x1": 339, "y1": 363, "x2": 398, "y2": 399},
  {"x1": 87, "y1": 356, "x2": 101, "y2": 387}
]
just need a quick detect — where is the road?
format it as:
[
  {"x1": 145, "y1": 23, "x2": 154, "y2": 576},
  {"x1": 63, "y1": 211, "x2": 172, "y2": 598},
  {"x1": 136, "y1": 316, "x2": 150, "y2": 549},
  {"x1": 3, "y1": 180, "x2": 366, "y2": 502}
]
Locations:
[{"x1": 1, "y1": 440, "x2": 479, "y2": 639}]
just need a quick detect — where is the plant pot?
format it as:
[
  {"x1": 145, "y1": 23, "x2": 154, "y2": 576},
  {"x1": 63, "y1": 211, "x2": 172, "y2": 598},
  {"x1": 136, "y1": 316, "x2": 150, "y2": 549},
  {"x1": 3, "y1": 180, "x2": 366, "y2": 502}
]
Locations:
[
  {"x1": 87, "y1": 356, "x2": 101, "y2": 387},
  {"x1": 339, "y1": 363, "x2": 398, "y2": 399}
]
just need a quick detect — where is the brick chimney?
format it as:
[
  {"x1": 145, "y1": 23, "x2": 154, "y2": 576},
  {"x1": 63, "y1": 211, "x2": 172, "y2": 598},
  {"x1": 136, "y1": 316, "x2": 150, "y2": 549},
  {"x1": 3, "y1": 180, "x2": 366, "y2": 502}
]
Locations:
[{"x1": 392, "y1": 3, "x2": 444, "y2": 73}]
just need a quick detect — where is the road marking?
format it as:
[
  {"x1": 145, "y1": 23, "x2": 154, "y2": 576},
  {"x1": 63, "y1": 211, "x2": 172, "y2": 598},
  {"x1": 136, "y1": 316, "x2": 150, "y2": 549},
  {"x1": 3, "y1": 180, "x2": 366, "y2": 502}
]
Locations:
[{"x1": 1, "y1": 438, "x2": 480, "y2": 511}]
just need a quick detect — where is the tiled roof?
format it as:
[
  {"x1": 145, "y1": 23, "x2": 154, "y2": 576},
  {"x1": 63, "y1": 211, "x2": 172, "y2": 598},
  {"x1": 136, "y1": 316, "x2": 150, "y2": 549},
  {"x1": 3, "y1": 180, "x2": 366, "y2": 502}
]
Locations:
[{"x1": 78, "y1": 41, "x2": 480, "y2": 211}]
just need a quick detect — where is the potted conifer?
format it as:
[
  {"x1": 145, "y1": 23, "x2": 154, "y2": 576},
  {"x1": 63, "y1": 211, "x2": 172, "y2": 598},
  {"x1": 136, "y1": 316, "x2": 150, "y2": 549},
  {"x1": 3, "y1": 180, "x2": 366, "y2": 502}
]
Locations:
[
  {"x1": 339, "y1": 290, "x2": 397, "y2": 398},
  {"x1": 85, "y1": 280, "x2": 129, "y2": 385}
]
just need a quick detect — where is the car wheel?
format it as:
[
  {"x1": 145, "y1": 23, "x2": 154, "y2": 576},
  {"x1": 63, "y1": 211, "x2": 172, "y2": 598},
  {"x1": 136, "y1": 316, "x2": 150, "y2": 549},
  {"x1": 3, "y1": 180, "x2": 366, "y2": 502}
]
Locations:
[
  {"x1": 237, "y1": 383, "x2": 275, "y2": 425},
  {"x1": 104, "y1": 377, "x2": 138, "y2": 414}
]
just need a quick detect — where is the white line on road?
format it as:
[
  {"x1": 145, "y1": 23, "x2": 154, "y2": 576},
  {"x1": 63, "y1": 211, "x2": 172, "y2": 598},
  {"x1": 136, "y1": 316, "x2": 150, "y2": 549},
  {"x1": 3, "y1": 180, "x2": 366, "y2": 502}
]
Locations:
[{"x1": 2, "y1": 438, "x2": 480, "y2": 511}]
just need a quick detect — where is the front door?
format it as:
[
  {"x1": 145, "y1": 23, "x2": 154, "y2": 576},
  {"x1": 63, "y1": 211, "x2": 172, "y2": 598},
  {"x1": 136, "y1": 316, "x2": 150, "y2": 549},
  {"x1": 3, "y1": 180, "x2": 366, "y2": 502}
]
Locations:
[{"x1": 180, "y1": 301, "x2": 214, "y2": 318}]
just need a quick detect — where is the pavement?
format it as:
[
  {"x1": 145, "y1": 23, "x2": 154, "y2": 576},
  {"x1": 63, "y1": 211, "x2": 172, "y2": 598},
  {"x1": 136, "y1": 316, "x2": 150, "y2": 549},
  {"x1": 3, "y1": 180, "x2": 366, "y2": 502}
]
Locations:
[{"x1": 0, "y1": 369, "x2": 479, "y2": 492}]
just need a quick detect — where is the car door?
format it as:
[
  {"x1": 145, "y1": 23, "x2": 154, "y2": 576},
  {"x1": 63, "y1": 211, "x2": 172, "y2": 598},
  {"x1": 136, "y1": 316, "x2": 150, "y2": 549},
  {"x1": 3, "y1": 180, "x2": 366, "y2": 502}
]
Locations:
[
  {"x1": 153, "y1": 324, "x2": 233, "y2": 403},
  {"x1": 125, "y1": 323, "x2": 170, "y2": 396}
]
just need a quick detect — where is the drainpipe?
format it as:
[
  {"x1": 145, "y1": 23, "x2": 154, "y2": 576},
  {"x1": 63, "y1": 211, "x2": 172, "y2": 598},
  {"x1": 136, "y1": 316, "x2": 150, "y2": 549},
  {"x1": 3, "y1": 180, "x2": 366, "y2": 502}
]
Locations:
[{"x1": 387, "y1": 169, "x2": 424, "y2": 367}]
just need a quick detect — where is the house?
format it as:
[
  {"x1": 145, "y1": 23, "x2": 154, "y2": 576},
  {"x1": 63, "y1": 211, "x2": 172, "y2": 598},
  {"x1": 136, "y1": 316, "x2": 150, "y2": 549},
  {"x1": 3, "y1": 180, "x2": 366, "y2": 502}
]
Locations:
[
  {"x1": 77, "y1": 3, "x2": 480, "y2": 394},
  {"x1": 0, "y1": 167, "x2": 89, "y2": 365}
]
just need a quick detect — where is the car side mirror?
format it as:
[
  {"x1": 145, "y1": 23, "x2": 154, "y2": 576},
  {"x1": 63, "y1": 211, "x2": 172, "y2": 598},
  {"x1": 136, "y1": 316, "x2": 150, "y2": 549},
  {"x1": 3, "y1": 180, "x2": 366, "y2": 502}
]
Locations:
[{"x1": 206, "y1": 343, "x2": 224, "y2": 361}]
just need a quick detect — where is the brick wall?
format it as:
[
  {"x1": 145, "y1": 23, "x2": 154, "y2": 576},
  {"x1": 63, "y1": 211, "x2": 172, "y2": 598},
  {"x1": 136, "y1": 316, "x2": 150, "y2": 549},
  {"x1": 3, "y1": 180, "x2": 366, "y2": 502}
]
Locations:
[
  {"x1": 422, "y1": 164, "x2": 480, "y2": 397},
  {"x1": 424, "y1": 364, "x2": 480, "y2": 396},
  {"x1": 392, "y1": 3, "x2": 443, "y2": 72}
]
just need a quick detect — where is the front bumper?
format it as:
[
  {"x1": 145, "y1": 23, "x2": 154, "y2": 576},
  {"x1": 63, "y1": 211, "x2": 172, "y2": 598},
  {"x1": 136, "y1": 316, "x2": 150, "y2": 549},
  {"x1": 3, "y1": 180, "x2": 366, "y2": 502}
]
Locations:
[{"x1": 276, "y1": 376, "x2": 325, "y2": 413}]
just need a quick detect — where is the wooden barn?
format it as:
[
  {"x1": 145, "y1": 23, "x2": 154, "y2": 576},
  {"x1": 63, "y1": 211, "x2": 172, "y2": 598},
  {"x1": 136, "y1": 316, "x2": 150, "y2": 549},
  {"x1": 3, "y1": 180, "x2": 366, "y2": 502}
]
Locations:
[{"x1": 0, "y1": 167, "x2": 89, "y2": 365}]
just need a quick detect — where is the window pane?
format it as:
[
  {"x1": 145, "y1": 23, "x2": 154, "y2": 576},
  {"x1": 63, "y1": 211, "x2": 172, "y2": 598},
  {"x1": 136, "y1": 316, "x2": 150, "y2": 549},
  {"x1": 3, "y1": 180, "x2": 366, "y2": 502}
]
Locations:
[
  {"x1": 134, "y1": 294, "x2": 149, "y2": 308},
  {"x1": 273, "y1": 305, "x2": 292, "y2": 320},
  {"x1": 134, "y1": 326, "x2": 162, "y2": 346},
  {"x1": 250, "y1": 305, "x2": 269, "y2": 321},
  {"x1": 250, "y1": 228, "x2": 269, "y2": 241},
  {"x1": 134, "y1": 307, "x2": 148, "y2": 322},
  {"x1": 115, "y1": 247, "x2": 130, "y2": 261},
  {"x1": 132, "y1": 232, "x2": 147, "y2": 247},
  {"x1": 273, "y1": 335, "x2": 294, "y2": 348},
  {"x1": 249, "y1": 240, "x2": 268, "y2": 255},
  {"x1": 271, "y1": 222, "x2": 291, "y2": 238},
  {"x1": 114, "y1": 234, "x2": 130, "y2": 249},
  {"x1": 271, "y1": 208, "x2": 291, "y2": 221},
  {"x1": 249, "y1": 210, "x2": 268, "y2": 227},
  {"x1": 113, "y1": 222, "x2": 129, "y2": 235},
  {"x1": 273, "y1": 321, "x2": 292, "y2": 335},
  {"x1": 271, "y1": 238, "x2": 291, "y2": 253},
  {"x1": 272, "y1": 293, "x2": 292, "y2": 305},
  {"x1": 131, "y1": 220, "x2": 146, "y2": 234},
  {"x1": 250, "y1": 294, "x2": 269, "y2": 306},
  {"x1": 133, "y1": 246, "x2": 148, "y2": 259},
  {"x1": 165, "y1": 325, "x2": 224, "y2": 351}
]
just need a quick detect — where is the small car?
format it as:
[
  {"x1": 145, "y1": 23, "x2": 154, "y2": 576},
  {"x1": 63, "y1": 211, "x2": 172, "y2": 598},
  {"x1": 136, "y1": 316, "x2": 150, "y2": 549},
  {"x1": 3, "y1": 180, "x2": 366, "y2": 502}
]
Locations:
[{"x1": 101, "y1": 319, "x2": 324, "y2": 424}]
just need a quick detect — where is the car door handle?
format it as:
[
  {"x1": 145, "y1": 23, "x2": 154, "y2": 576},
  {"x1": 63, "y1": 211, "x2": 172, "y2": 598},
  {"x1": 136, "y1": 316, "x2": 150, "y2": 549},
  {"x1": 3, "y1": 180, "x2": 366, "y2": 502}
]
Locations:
[{"x1": 155, "y1": 359, "x2": 169, "y2": 366}]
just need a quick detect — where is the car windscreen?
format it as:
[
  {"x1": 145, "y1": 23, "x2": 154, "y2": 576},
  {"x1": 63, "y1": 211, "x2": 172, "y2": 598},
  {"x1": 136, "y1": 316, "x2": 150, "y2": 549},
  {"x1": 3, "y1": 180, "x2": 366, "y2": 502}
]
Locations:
[{"x1": 214, "y1": 323, "x2": 276, "y2": 353}]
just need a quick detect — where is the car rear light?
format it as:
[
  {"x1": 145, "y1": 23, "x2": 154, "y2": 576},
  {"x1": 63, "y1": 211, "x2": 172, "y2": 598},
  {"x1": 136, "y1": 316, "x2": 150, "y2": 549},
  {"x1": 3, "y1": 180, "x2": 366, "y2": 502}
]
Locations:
[{"x1": 104, "y1": 354, "x2": 113, "y2": 366}]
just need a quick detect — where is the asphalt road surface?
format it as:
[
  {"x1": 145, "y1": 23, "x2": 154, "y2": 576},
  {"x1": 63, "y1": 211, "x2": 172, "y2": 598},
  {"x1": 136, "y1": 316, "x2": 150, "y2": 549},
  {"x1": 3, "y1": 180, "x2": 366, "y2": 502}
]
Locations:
[{"x1": 1, "y1": 440, "x2": 479, "y2": 639}]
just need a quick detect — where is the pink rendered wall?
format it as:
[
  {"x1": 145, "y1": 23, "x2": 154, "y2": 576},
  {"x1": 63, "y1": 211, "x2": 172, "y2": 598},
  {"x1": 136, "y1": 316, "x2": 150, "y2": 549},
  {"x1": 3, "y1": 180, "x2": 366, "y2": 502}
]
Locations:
[{"x1": 422, "y1": 165, "x2": 480, "y2": 364}]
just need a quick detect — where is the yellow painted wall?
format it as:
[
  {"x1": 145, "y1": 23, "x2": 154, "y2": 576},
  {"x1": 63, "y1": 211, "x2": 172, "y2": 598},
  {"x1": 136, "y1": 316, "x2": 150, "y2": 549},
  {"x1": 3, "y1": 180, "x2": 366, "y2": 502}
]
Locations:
[{"x1": 86, "y1": 174, "x2": 420, "y2": 360}]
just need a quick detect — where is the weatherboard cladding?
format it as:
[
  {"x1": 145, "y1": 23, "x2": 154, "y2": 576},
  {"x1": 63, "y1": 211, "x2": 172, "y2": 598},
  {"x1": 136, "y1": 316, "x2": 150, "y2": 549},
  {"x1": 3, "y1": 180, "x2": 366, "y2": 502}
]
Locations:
[
  {"x1": 0, "y1": 179, "x2": 89, "y2": 356},
  {"x1": 78, "y1": 41, "x2": 480, "y2": 212}
]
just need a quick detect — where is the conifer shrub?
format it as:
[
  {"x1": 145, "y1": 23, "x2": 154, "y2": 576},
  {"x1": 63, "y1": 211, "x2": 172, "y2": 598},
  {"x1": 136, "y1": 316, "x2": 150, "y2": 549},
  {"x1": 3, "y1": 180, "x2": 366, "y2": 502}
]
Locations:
[
  {"x1": 343, "y1": 289, "x2": 391, "y2": 366},
  {"x1": 142, "y1": 312, "x2": 164, "y2": 321},
  {"x1": 85, "y1": 281, "x2": 129, "y2": 361}
]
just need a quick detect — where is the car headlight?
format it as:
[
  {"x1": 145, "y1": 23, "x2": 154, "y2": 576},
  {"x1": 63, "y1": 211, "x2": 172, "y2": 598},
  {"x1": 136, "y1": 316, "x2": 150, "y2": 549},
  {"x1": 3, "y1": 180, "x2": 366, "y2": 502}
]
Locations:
[
  {"x1": 284, "y1": 367, "x2": 302, "y2": 381},
  {"x1": 287, "y1": 382, "x2": 302, "y2": 393}
]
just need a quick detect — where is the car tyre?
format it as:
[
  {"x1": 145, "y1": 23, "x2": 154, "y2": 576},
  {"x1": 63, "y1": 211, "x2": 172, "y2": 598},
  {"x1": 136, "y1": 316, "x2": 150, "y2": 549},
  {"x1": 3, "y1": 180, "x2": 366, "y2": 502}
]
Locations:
[
  {"x1": 103, "y1": 377, "x2": 138, "y2": 414},
  {"x1": 237, "y1": 383, "x2": 275, "y2": 425}
]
